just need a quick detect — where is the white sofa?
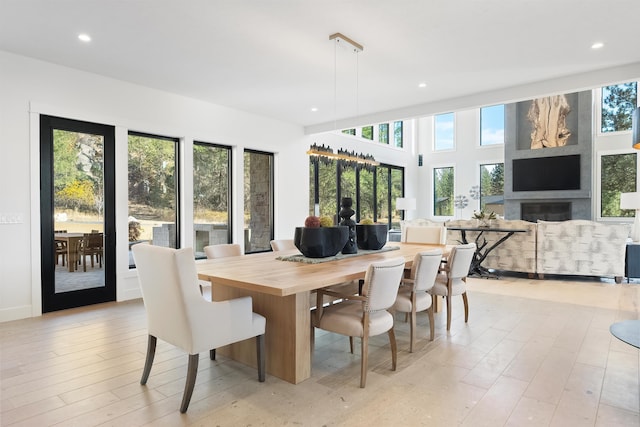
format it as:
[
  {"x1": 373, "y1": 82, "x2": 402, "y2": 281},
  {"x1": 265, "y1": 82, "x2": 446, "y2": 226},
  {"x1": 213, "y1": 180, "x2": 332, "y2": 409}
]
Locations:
[{"x1": 536, "y1": 220, "x2": 629, "y2": 282}]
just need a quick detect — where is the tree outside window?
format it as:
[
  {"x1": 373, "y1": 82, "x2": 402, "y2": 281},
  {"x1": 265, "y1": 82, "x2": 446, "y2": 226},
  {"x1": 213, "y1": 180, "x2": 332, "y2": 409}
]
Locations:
[
  {"x1": 479, "y1": 163, "x2": 504, "y2": 214},
  {"x1": 601, "y1": 82, "x2": 638, "y2": 133},
  {"x1": 361, "y1": 126, "x2": 373, "y2": 140},
  {"x1": 379, "y1": 123, "x2": 389, "y2": 144},
  {"x1": 393, "y1": 121, "x2": 403, "y2": 148},
  {"x1": 601, "y1": 152, "x2": 637, "y2": 217},
  {"x1": 433, "y1": 166, "x2": 454, "y2": 216}
]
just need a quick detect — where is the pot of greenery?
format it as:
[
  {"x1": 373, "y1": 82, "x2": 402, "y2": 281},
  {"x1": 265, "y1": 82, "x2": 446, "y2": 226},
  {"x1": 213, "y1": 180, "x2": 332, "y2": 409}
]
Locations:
[
  {"x1": 294, "y1": 216, "x2": 349, "y2": 258},
  {"x1": 472, "y1": 210, "x2": 497, "y2": 227},
  {"x1": 355, "y1": 219, "x2": 388, "y2": 250}
]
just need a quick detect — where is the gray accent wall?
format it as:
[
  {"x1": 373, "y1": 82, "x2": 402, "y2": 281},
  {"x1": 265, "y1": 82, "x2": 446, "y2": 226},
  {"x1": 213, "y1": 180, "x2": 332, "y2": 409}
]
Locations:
[{"x1": 504, "y1": 91, "x2": 592, "y2": 220}]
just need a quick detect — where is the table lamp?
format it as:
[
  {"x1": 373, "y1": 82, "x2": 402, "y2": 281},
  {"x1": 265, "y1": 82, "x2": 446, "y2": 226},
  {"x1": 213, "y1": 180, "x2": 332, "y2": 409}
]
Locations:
[
  {"x1": 620, "y1": 192, "x2": 640, "y2": 242},
  {"x1": 396, "y1": 197, "x2": 416, "y2": 216}
]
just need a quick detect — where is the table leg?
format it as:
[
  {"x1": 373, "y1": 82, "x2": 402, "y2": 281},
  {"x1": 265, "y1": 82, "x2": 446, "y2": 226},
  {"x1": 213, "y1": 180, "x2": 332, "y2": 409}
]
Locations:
[{"x1": 211, "y1": 282, "x2": 312, "y2": 384}]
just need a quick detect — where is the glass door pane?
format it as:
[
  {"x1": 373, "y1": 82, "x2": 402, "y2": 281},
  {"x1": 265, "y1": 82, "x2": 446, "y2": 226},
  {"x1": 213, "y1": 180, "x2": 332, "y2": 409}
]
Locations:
[
  {"x1": 244, "y1": 150, "x2": 273, "y2": 253},
  {"x1": 53, "y1": 130, "x2": 105, "y2": 293}
]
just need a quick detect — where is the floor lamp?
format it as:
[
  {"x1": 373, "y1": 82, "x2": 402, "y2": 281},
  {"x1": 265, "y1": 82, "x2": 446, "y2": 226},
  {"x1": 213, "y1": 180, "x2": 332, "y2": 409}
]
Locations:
[{"x1": 620, "y1": 192, "x2": 640, "y2": 242}]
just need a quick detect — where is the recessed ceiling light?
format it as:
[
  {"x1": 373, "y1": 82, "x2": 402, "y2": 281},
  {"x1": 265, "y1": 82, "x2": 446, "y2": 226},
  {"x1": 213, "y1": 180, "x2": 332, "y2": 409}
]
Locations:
[
  {"x1": 591, "y1": 42, "x2": 604, "y2": 49},
  {"x1": 78, "y1": 34, "x2": 92, "y2": 42},
  {"x1": 418, "y1": 82, "x2": 427, "y2": 88},
  {"x1": 311, "y1": 107, "x2": 318, "y2": 112}
]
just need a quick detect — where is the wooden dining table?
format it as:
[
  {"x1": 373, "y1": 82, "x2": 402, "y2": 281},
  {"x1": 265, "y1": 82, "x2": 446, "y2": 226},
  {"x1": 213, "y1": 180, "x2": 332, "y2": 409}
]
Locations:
[
  {"x1": 54, "y1": 232, "x2": 84, "y2": 272},
  {"x1": 196, "y1": 242, "x2": 445, "y2": 384}
]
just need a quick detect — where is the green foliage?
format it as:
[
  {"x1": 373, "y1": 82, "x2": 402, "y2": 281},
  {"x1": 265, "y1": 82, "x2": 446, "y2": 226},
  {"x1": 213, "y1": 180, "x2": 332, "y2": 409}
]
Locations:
[
  {"x1": 128, "y1": 135, "x2": 176, "y2": 216},
  {"x1": 359, "y1": 218, "x2": 374, "y2": 225},
  {"x1": 193, "y1": 144, "x2": 229, "y2": 216},
  {"x1": 56, "y1": 179, "x2": 95, "y2": 211},
  {"x1": 602, "y1": 82, "x2": 637, "y2": 133},
  {"x1": 601, "y1": 153, "x2": 637, "y2": 217},
  {"x1": 434, "y1": 167, "x2": 454, "y2": 216}
]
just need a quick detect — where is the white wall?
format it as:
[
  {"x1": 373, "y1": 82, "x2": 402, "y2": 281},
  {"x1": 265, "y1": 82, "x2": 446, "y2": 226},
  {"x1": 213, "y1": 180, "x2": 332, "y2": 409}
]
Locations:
[
  {"x1": 0, "y1": 51, "x2": 417, "y2": 322},
  {"x1": 415, "y1": 110, "x2": 504, "y2": 220}
]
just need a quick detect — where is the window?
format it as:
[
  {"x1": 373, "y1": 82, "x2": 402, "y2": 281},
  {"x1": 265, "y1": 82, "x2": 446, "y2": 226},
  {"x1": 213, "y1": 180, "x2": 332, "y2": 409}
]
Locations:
[
  {"x1": 128, "y1": 132, "x2": 179, "y2": 267},
  {"x1": 479, "y1": 163, "x2": 504, "y2": 214},
  {"x1": 480, "y1": 105, "x2": 505, "y2": 146},
  {"x1": 342, "y1": 128, "x2": 356, "y2": 136},
  {"x1": 309, "y1": 160, "x2": 404, "y2": 230},
  {"x1": 193, "y1": 142, "x2": 231, "y2": 259},
  {"x1": 433, "y1": 166, "x2": 454, "y2": 216},
  {"x1": 600, "y1": 152, "x2": 637, "y2": 217},
  {"x1": 361, "y1": 126, "x2": 373, "y2": 140},
  {"x1": 379, "y1": 123, "x2": 389, "y2": 144},
  {"x1": 393, "y1": 121, "x2": 403, "y2": 148},
  {"x1": 601, "y1": 82, "x2": 638, "y2": 133},
  {"x1": 434, "y1": 113, "x2": 455, "y2": 151},
  {"x1": 244, "y1": 150, "x2": 274, "y2": 253}
]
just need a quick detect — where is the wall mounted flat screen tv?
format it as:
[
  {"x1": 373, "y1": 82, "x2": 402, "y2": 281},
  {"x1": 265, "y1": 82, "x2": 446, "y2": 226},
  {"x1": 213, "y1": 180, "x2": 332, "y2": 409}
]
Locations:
[{"x1": 512, "y1": 155, "x2": 580, "y2": 191}]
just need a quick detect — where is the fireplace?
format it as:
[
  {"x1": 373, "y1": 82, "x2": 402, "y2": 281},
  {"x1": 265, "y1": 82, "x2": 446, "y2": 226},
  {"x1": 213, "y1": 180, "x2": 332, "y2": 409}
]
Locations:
[{"x1": 521, "y1": 202, "x2": 571, "y2": 222}]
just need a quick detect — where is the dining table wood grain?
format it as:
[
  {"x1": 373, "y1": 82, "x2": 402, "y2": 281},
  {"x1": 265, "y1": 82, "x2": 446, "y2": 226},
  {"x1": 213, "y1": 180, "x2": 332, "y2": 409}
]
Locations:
[{"x1": 196, "y1": 242, "x2": 446, "y2": 384}]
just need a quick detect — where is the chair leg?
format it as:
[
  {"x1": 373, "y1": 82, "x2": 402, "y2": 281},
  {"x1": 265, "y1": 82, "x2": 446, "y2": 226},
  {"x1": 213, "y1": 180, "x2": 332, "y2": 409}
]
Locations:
[
  {"x1": 462, "y1": 292, "x2": 469, "y2": 323},
  {"x1": 446, "y1": 296, "x2": 452, "y2": 331},
  {"x1": 140, "y1": 335, "x2": 157, "y2": 385},
  {"x1": 388, "y1": 328, "x2": 397, "y2": 371},
  {"x1": 180, "y1": 354, "x2": 199, "y2": 413},
  {"x1": 360, "y1": 335, "x2": 369, "y2": 388},
  {"x1": 409, "y1": 310, "x2": 416, "y2": 353},
  {"x1": 256, "y1": 334, "x2": 265, "y2": 382},
  {"x1": 427, "y1": 304, "x2": 435, "y2": 341},
  {"x1": 349, "y1": 336, "x2": 354, "y2": 354},
  {"x1": 209, "y1": 349, "x2": 216, "y2": 360}
]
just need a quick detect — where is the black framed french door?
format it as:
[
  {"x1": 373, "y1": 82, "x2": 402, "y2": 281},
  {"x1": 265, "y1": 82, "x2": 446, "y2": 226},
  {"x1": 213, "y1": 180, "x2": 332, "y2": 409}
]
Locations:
[{"x1": 40, "y1": 115, "x2": 116, "y2": 312}]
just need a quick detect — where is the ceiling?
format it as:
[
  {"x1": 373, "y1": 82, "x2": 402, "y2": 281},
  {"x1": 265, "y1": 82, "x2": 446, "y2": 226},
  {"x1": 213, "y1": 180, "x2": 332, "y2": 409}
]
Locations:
[{"x1": 2, "y1": 1, "x2": 640, "y2": 131}]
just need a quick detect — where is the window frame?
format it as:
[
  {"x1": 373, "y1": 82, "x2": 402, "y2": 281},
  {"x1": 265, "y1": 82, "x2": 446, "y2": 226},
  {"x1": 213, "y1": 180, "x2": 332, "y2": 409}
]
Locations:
[
  {"x1": 479, "y1": 104, "x2": 505, "y2": 147},
  {"x1": 432, "y1": 164, "x2": 455, "y2": 219},
  {"x1": 596, "y1": 81, "x2": 639, "y2": 137},
  {"x1": 243, "y1": 149, "x2": 275, "y2": 253}
]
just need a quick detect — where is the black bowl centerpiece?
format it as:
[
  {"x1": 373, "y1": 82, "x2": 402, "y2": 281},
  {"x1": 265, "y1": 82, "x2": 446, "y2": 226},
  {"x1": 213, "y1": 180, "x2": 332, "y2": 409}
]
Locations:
[
  {"x1": 294, "y1": 216, "x2": 349, "y2": 258},
  {"x1": 355, "y1": 220, "x2": 388, "y2": 250}
]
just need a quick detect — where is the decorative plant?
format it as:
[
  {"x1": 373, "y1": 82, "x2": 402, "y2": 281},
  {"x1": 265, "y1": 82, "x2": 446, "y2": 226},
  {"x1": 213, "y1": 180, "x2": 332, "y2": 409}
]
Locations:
[
  {"x1": 128, "y1": 220, "x2": 141, "y2": 242},
  {"x1": 319, "y1": 216, "x2": 334, "y2": 227},
  {"x1": 472, "y1": 210, "x2": 497, "y2": 220},
  {"x1": 304, "y1": 215, "x2": 321, "y2": 228},
  {"x1": 359, "y1": 218, "x2": 374, "y2": 225}
]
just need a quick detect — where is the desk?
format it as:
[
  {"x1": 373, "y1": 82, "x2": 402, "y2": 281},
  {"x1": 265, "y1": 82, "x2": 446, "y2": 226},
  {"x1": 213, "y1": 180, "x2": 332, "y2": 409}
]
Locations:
[
  {"x1": 197, "y1": 242, "x2": 443, "y2": 384},
  {"x1": 446, "y1": 226, "x2": 527, "y2": 278},
  {"x1": 54, "y1": 233, "x2": 84, "y2": 272}
]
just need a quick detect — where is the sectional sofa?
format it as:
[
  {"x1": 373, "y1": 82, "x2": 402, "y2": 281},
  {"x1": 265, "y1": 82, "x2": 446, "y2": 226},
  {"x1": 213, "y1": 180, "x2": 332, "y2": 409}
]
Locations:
[{"x1": 400, "y1": 218, "x2": 630, "y2": 282}]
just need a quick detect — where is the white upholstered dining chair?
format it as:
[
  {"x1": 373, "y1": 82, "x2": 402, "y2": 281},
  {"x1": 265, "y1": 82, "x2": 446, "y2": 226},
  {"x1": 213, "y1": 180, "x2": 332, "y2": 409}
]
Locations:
[
  {"x1": 314, "y1": 257, "x2": 405, "y2": 388},
  {"x1": 429, "y1": 243, "x2": 476, "y2": 331},
  {"x1": 203, "y1": 243, "x2": 242, "y2": 258},
  {"x1": 132, "y1": 244, "x2": 266, "y2": 413},
  {"x1": 392, "y1": 249, "x2": 442, "y2": 351},
  {"x1": 269, "y1": 239, "x2": 297, "y2": 251},
  {"x1": 201, "y1": 243, "x2": 243, "y2": 300},
  {"x1": 403, "y1": 225, "x2": 447, "y2": 245}
]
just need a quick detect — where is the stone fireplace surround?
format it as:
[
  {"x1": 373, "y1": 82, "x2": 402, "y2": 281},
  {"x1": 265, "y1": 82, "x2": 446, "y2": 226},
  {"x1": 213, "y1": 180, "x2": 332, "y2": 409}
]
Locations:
[{"x1": 503, "y1": 91, "x2": 593, "y2": 221}]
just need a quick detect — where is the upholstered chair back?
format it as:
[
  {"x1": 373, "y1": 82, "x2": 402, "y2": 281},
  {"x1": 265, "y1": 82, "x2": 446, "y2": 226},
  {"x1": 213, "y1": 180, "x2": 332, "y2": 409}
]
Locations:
[
  {"x1": 361, "y1": 257, "x2": 406, "y2": 312},
  {"x1": 447, "y1": 243, "x2": 476, "y2": 281},
  {"x1": 270, "y1": 239, "x2": 296, "y2": 251},
  {"x1": 403, "y1": 226, "x2": 446, "y2": 245},
  {"x1": 412, "y1": 249, "x2": 443, "y2": 292},
  {"x1": 204, "y1": 243, "x2": 242, "y2": 259}
]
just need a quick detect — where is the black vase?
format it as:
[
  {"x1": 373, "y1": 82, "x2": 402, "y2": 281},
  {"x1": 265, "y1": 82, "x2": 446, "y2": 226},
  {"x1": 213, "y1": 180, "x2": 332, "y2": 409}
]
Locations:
[
  {"x1": 293, "y1": 226, "x2": 349, "y2": 258},
  {"x1": 339, "y1": 197, "x2": 357, "y2": 254},
  {"x1": 356, "y1": 224, "x2": 388, "y2": 250}
]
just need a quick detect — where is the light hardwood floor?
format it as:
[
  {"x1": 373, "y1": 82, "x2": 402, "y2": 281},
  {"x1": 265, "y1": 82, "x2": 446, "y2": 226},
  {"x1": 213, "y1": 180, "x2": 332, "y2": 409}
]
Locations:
[{"x1": 1, "y1": 275, "x2": 639, "y2": 426}]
